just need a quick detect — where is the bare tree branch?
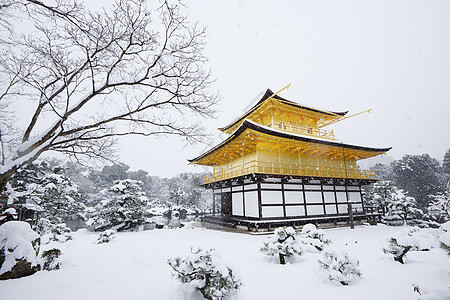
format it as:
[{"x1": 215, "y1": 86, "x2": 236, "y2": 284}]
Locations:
[{"x1": 0, "y1": 0, "x2": 219, "y2": 191}]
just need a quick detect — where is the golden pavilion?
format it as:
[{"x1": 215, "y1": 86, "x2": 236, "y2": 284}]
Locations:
[{"x1": 189, "y1": 86, "x2": 391, "y2": 229}]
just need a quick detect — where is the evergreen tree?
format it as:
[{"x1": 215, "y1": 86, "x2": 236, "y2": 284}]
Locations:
[
  {"x1": 388, "y1": 189, "x2": 423, "y2": 223},
  {"x1": 429, "y1": 191, "x2": 450, "y2": 223},
  {"x1": 169, "y1": 188, "x2": 187, "y2": 206},
  {"x1": 370, "y1": 163, "x2": 393, "y2": 181},
  {"x1": 6, "y1": 162, "x2": 85, "y2": 225},
  {"x1": 391, "y1": 154, "x2": 444, "y2": 212},
  {"x1": 443, "y1": 149, "x2": 450, "y2": 175},
  {"x1": 365, "y1": 181, "x2": 397, "y2": 216},
  {"x1": 88, "y1": 179, "x2": 149, "y2": 231},
  {"x1": 168, "y1": 248, "x2": 242, "y2": 300}
]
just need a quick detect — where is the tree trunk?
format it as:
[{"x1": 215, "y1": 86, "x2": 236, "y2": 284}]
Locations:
[
  {"x1": 279, "y1": 253, "x2": 286, "y2": 265},
  {"x1": 0, "y1": 167, "x2": 17, "y2": 194},
  {"x1": 394, "y1": 246, "x2": 412, "y2": 264}
]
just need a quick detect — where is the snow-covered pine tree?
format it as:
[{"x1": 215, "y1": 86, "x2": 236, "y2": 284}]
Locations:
[
  {"x1": 260, "y1": 227, "x2": 303, "y2": 264},
  {"x1": 388, "y1": 189, "x2": 423, "y2": 224},
  {"x1": 96, "y1": 230, "x2": 116, "y2": 244},
  {"x1": 41, "y1": 248, "x2": 62, "y2": 271},
  {"x1": 300, "y1": 223, "x2": 331, "y2": 252},
  {"x1": 429, "y1": 191, "x2": 450, "y2": 223},
  {"x1": 88, "y1": 179, "x2": 149, "y2": 231},
  {"x1": 168, "y1": 248, "x2": 242, "y2": 300},
  {"x1": 6, "y1": 161, "x2": 85, "y2": 230},
  {"x1": 318, "y1": 249, "x2": 361, "y2": 285},
  {"x1": 391, "y1": 154, "x2": 444, "y2": 212},
  {"x1": 383, "y1": 238, "x2": 412, "y2": 264},
  {"x1": 443, "y1": 149, "x2": 450, "y2": 175},
  {"x1": 382, "y1": 227, "x2": 432, "y2": 263},
  {"x1": 169, "y1": 188, "x2": 187, "y2": 206},
  {"x1": 365, "y1": 181, "x2": 397, "y2": 216}
]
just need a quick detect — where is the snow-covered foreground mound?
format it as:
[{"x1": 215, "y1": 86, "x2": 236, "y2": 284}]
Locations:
[{"x1": 0, "y1": 224, "x2": 449, "y2": 300}]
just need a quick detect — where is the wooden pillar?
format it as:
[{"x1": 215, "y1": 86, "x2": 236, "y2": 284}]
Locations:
[
  {"x1": 348, "y1": 201, "x2": 354, "y2": 229},
  {"x1": 257, "y1": 181, "x2": 262, "y2": 219},
  {"x1": 212, "y1": 193, "x2": 216, "y2": 216}
]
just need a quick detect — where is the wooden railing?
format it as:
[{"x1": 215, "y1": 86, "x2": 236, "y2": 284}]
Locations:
[
  {"x1": 200, "y1": 160, "x2": 376, "y2": 185},
  {"x1": 266, "y1": 122, "x2": 335, "y2": 140}
]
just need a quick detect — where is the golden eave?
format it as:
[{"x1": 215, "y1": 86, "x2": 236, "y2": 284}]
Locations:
[{"x1": 189, "y1": 121, "x2": 391, "y2": 166}]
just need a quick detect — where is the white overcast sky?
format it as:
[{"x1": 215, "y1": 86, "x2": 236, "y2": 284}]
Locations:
[{"x1": 116, "y1": 0, "x2": 450, "y2": 177}]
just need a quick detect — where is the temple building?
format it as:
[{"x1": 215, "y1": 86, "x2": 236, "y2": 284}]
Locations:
[{"x1": 189, "y1": 86, "x2": 391, "y2": 229}]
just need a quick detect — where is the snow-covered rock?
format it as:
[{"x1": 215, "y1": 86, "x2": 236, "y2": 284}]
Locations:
[{"x1": 0, "y1": 221, "x2": 40, "y2": 280}]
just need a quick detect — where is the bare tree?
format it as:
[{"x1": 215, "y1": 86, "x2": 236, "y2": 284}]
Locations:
[{"x1": 0, "y1": 0, "x2": 218, "y2": 192}]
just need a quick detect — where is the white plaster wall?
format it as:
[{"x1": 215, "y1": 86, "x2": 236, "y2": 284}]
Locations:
[
  {"x1": 262, "y1": 206, "x2": 284, "y2": 218},
  {"x1": 307, "y1": 205, "x2": 324, "y2": 215},
  {"x1": 305, "y1": 191, "x2": 322, "y2": 203},
  {"x1": 286, "y1": 206, "x2": 305, "y2": 217},
  {"x1": 261, "y1": 191, "x2": 283, "y2": 204},
  {"x1": 323, "y1": 192, "x2": 335, "y2": 203},
  {"x1": 232, "y1": 192, "x2": 244, "y2": 216},
  {"x1": 244, "y1": 191, "x2": 259, "y2": 218},
  {"x1": 285, "y1": 191, "x2": 303, "y2": 204},
  {"x1": 349, "y1": 192, "x2": 362, "y2": 203},
  {"x1": 336, "y1": 192, "x2": 347, "y2": 203},
  {"x1": 325, "y1": 205, "x2": 337, "y2": 214}
]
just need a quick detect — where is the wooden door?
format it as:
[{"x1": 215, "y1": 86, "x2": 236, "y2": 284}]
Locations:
[{"x1": 221, "y1": 193, "x2": 232, "y2": 216}]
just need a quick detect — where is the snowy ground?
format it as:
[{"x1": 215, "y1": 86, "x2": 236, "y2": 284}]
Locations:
[{"x1": 1, "y1": 224, "x2": 449, "y2": 300}]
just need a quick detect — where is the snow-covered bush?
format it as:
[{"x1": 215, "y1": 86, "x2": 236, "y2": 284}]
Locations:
[
  {"x1": 50, "y1": 223, "x2": 72, "y2": 243},
  {"x1": 168, "y1": 248, "x2": 242, "y2": 300},
  {"x1": 384, "y1": 227, "x2": 440, "y2": 263},
  {"x1": 41, "y1": 248, "x2": 62, "y2": 271},
  {"x1": 88, "y1": 179, "x2": 149, "y2": 231},
  {"x1": 260, "y1": 227, "x2": 303, "y2": 264},
  {"x1": 96, "y1": 230, "x2": 116, "y2": 244},
  {"x1": 299, "y1": 224, "x2": 331, "y2": 252},
  {"x1": 318, "y1": 249, "x2": 361, "y2": 286},
  {"x1": 383, "y1": 238, "x2": 412, "y2": 264},
  {"x1": 382, "y1": 215, "x2": 404, "y2": 226},
  {"x1": 0, "y1": 221, "x2": 41, "y2": 280}
]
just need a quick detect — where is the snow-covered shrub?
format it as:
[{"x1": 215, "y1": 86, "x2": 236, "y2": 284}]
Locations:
[
  {"x1": 384, "y1": 227, "x2": 440, "y2": 263},
  {"x1": 41, "y1": 248, "x2": 61, "y2": 271},
  {"x1": 168, "y1": 248, "x2": 242, "y2": 300},
  {"x1": 260, "y1": 227, "x2": 303, "y2": 264},
  {"x1": 299, "y1": 224, "x2": 331, "y2": 252},
  {"x1": 0, "y1": 221, "x2": 41, "y2": 280},
  {"x1": 50, "y1": 223, "x2": 72, "y2": 243},
  {"x1": 382, "y1": 215, "x2": 404, "y2": 226},
  {"x1": 318, "y1": 249, "x2": 361, "y2": 286},
  {"x1": 383, "y1": 238, "x2": 412, "y2": 264},
  {"x1": 96, "y1": 230, "x2": 116, "y2": 244}
]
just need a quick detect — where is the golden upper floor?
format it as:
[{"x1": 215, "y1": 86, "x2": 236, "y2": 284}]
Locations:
[{"x1": 218, "y1": 88, "x2": 347, "y2": 140}]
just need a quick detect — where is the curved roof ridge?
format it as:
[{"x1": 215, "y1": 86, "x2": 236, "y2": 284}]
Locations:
[{"x1": 219, "y1": 88, "x2": 348, "y2": 132}]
